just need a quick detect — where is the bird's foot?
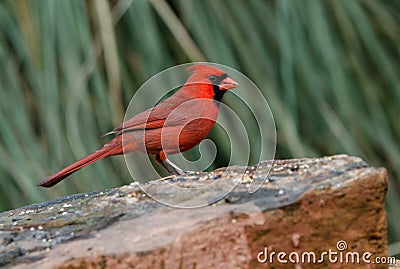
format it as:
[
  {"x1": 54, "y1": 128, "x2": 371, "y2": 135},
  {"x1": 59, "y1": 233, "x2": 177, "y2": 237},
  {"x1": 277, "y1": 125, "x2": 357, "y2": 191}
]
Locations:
[{"x1": 164, "y1": 158, "x2": 186, "y2": 175}]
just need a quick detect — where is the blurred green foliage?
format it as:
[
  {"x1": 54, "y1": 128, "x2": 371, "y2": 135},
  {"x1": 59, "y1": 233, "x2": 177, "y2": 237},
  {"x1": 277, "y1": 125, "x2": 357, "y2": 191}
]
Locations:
[{"x1": 0, "y1": 0, "x2": 399, "y2": 245}]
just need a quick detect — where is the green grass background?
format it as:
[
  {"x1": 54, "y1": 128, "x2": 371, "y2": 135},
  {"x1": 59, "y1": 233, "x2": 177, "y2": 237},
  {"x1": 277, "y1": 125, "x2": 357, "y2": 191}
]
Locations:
[{"x1": 0, "y1": 0, "x2": 399, "y2": 248}]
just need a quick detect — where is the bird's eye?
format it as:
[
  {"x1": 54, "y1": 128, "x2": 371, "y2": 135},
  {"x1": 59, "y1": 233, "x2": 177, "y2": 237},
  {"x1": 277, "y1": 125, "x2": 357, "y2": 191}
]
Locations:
[{"x1": 208, "y1": 75, "x2": 217, "y2": 84}]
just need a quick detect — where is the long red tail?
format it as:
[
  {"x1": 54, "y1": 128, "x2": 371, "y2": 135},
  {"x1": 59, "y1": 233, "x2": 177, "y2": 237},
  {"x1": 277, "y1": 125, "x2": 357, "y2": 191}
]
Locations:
[{"x1": 38, "y1": 143, "x2": 123, "y2": 188}]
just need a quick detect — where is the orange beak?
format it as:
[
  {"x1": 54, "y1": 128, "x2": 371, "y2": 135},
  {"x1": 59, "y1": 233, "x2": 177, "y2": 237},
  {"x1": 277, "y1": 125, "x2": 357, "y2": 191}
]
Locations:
[{"x1": 220, "y1": 76, "x2": 239, "y2": 90}]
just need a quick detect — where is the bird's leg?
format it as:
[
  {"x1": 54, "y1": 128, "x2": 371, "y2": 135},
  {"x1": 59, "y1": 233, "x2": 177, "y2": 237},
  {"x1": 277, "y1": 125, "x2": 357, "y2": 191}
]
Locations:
[
  {"x1": 162, "y1": 161, "x2": 179, "y2": 175},
  {"x1": 156, "y1": 152, "x2": 185, "y2": 175},
  {"x1": 155, "y1": 153, "x2": 176, "y2": 174},
  {"x1": 164, "y1": 158, "x2": 185, "y2": 175}
]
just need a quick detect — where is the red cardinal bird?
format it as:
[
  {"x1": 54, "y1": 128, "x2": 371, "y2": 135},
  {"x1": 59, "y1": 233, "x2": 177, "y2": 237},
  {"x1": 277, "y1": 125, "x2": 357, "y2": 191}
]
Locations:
[{"x1": 38, "y1": 65, "x2": 238, "y2": 187}]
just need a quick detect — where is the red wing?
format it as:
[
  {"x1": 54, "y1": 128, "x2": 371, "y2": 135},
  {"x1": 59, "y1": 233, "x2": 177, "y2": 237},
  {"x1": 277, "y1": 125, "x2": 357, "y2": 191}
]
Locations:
[
  {"x1": 105, "y1": 95, "x2": 184, "y2": 135},
  {"x1": 106, "y1": 109, "x2": 166, "y2": 134}
]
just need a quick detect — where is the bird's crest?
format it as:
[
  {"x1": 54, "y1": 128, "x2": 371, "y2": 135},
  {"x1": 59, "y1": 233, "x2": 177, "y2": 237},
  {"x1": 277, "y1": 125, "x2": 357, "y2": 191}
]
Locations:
[{"x1": 186, "y1": 64, "x2": 225, "y2": 76}]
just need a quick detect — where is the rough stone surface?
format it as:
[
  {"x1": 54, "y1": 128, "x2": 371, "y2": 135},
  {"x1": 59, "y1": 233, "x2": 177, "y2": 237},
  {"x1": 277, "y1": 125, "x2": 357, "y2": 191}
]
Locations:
[{"x1": 0, "y1": 155, "x2": 389, "y2": 268}]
